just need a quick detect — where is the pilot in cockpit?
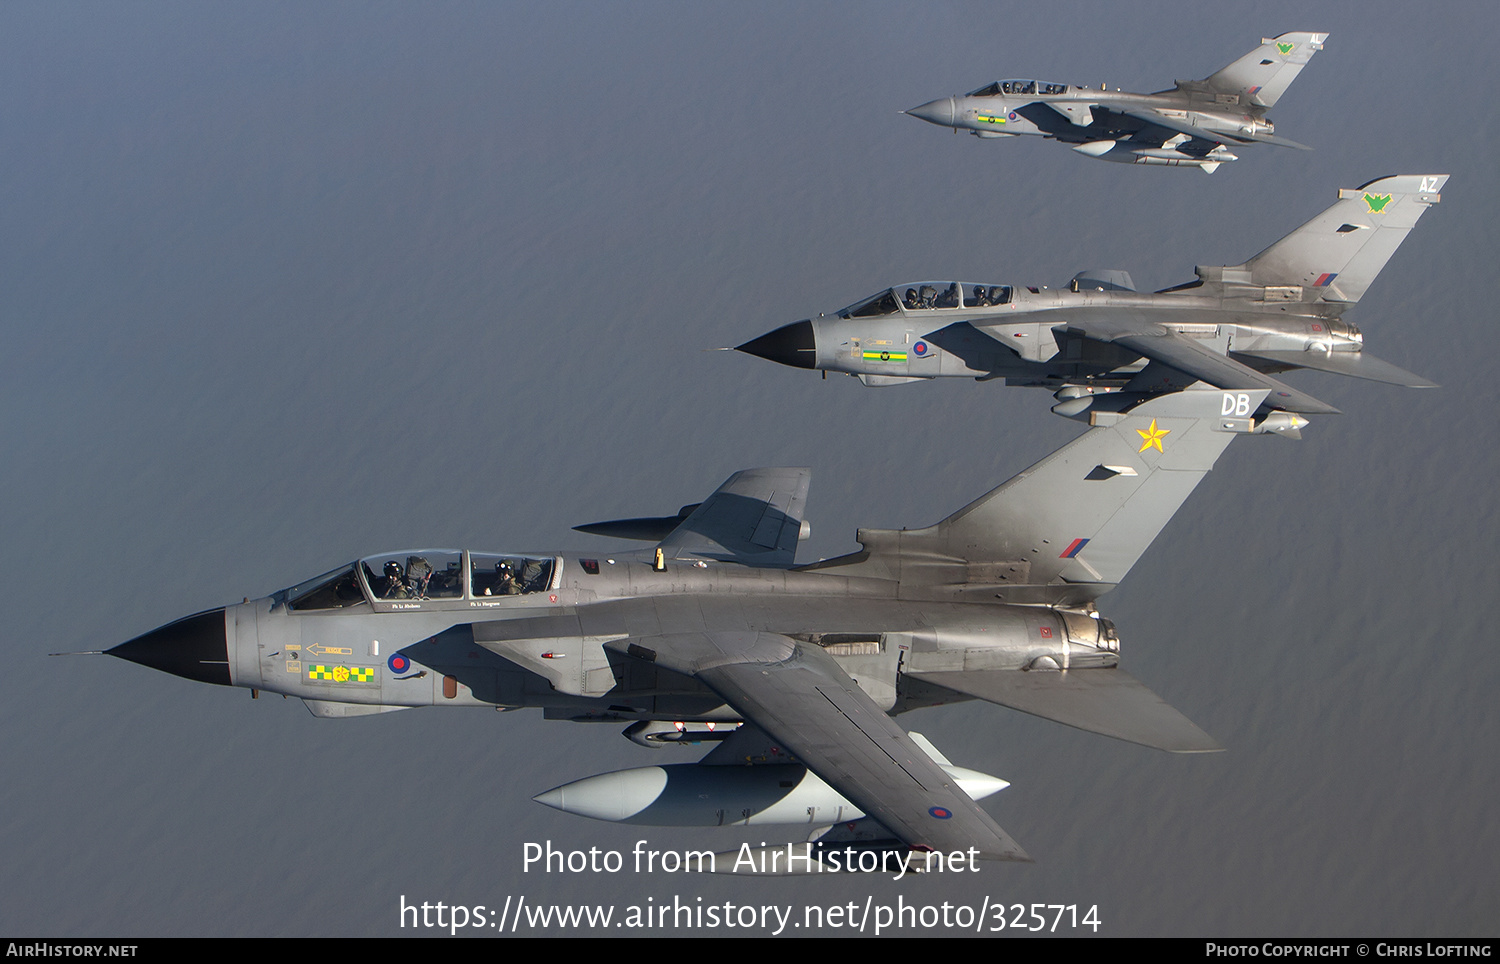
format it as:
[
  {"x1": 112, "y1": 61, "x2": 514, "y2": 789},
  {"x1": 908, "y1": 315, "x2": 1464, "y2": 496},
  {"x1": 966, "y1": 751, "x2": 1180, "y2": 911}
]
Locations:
[
  {"x1": 405, "y1": 556, "x2": 434, "y2": 599},
  {"x1": 381, "y1": 560, "x2": 407, "y2": 598},
  {"x1": 497, "y1": 560, "x2": 522, "y2": 595}
]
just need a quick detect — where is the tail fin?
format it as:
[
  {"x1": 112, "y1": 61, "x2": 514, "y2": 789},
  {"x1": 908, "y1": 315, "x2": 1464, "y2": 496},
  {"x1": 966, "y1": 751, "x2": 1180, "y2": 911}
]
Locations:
[
  {"x1": 1209, "y1": 175, "x2": 1447, "y2": 305},
  {"x1": 815, "y1": 390, "x2": 1273, "y2": 604},
  {"x1": 1201, "y1": 31, "x2": 1327, "y2": 108}
]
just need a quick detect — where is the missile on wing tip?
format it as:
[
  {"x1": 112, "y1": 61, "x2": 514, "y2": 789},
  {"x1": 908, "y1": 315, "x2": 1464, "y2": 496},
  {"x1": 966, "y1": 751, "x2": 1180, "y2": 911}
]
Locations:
[{"x1": 534, "y1": 762, "x2": 1007, "y2": 827}]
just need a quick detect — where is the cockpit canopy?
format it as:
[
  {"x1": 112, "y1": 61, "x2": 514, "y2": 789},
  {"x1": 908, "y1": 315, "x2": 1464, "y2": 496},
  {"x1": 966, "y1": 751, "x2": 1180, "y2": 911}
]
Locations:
[
  {"x1": 967, "y1": 79, "x2": 1067, "y2": 97},
  {"x1": 837, "y1": 282, "x2": 1014, "y2": 318},
  {"x1": 282, "y1": 550, "x2": 559, "y2": 611}
]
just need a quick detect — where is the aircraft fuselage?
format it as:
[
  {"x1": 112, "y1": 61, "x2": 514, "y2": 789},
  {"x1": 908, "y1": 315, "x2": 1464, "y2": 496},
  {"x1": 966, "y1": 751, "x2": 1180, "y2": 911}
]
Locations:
[
  {"x1": 116, "y1": 550, "x2": 1119, "y2": 723},
  {"x1": 744, "y1": 283, "x2": 1361, "y2": 391}
]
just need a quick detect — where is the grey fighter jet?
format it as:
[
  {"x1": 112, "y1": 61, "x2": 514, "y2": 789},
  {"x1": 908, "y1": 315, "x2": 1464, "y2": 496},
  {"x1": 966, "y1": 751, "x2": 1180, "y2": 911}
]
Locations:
[
  {"x1": 738, "y1": 175, "x2": 1445, "y2": 419},
  {"x1": 905, "y1": 32, "x2": 1326, "y2": 172},
  {"x1": 103, "y1": 389, "x2": 1297, "y2": 865}
]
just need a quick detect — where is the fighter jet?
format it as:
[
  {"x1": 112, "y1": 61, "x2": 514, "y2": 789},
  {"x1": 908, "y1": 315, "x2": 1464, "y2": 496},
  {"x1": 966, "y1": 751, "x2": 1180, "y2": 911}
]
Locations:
[
  {"x1": 102, "y1": 388, "x2": 1297, "y2": 866},
  {"x1": 905, "y1": 32, "x2": 1326, "y2": 172},
  {"x1": 737, "y1": 175, "x2": 1445, "y2": 419}
]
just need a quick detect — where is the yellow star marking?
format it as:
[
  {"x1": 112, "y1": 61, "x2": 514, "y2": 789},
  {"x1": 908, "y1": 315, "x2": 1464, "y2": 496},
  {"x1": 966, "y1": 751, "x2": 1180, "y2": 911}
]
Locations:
[
  {"x1": 1137, "y1": 418, "x2": 1170, "y2": 453},
  {"x1": 332, "y1": 665, "x2": 350, "y2": 683}
]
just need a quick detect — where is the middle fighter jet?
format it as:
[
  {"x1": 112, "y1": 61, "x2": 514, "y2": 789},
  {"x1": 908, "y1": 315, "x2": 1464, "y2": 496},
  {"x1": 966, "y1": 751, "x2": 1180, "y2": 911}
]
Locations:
[
  {"x1": 737, "y1": 175, "x2": 1445, "y2": 418},
  {"x1": 904, "y1": 32, "x2": 1326, "y2": 173}
]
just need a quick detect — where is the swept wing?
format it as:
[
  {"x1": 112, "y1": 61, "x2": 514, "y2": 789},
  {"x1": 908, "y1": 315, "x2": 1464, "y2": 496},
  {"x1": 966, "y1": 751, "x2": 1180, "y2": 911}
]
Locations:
[
  {"x1": 1118, "y1": 108, "x2": 1312, "y2": 150},
  {"x1": 610, "y1": 631, "x2": 1029, "y2": 861},
  {"x1": 1042, "y1": 315, "x2": 1341, "y2": 415}
]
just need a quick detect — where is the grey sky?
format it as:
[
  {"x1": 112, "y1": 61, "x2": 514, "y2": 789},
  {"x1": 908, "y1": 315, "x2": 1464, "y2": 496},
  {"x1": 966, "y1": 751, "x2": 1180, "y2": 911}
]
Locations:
[{"x1": 2, "y1": 0, "x2": 1495, "y2": 937}]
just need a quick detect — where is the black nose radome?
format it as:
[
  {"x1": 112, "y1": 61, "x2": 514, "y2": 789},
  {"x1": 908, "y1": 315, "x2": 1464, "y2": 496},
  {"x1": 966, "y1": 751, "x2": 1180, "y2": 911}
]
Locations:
[
  {"x1": 109, "y1": 608, "x2": 231, "y2": 686},
  {"x1": 736, "y1": 320, "x2": 816, "y2": 370}
]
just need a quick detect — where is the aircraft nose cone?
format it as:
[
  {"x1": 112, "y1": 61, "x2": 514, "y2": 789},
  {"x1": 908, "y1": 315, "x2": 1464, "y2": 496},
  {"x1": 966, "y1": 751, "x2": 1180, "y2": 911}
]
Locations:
[
  {"x1": 735, "y1": 319, "x2": 816, "y2": 370},
  {"x1": 904, "y1": 97, "x2": 955, "y2": 127},
  {"x1": 108, "y1": 608, "x2": 231, "y2": 686}
]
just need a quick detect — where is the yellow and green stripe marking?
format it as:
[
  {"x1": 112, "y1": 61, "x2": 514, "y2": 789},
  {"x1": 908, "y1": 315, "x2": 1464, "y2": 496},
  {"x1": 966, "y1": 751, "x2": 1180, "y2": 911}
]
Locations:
[
  {"x1": 976, "y1": 113, "x2": 1006, "y2": 125},
  {"x1": 309, "y1": 664, "x2": 377, "y2": 683},
  {"x1": 862, "y1": 350, "x2": 907, "y2": 363}
]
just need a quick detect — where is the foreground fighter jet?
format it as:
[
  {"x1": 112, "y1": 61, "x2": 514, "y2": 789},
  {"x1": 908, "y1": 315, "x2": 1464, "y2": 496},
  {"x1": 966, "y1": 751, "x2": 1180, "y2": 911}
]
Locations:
[
  {"x1": 102, "y1": 389, "x2": 1295, "y2": 865},
  {"x1": 738, "y1": 175, "x2": 1445, "y2": 418},
  {"x1": 905, "y1": 32, "x2": 1326, "y2": 172}
]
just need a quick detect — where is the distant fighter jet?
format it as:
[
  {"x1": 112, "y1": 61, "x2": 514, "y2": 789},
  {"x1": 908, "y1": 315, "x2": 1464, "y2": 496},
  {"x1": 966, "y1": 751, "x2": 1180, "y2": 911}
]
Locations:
[
  {"x1": 905, "y1": 32, "x2": 1326, "y2": 172},
  {"x1": 102, "y1": 389, "x2": 1298, "y2": 866},
  {"x1": 737, "y1": 175, "x2": 1445, "y2": 418}
]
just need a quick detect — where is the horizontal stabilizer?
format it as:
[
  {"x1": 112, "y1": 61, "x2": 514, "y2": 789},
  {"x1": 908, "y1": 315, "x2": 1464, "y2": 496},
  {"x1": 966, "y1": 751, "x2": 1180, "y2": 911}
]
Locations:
[
  {"x1": 910, "y1": 667, "x2": 1221, "y2": 753},
  {"x1": 1233, "y1": 349, "x2": 1437, "y2": 388}
]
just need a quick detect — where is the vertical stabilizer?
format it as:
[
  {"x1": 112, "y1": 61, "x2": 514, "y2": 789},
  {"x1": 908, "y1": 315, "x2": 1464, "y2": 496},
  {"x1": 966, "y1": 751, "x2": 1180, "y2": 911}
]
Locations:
[
  {"x1": 1203, "y1": 31, "x2": 1327, "y2": 108},
  {"x1": 831, "y1": 390, "x2": 1270, "y2": 599},
  {"x1": 1225, "y1": 174, "x2": 1447, "y2": 304}
]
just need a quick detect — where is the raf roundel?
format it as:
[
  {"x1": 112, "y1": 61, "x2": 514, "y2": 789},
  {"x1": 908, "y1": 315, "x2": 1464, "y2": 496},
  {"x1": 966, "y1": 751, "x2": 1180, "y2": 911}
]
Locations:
[
  {"x1": 912, "y1": 341, "x2": 929, "y2": 357},
  {"x1": 388, "y1": 653, "x2": 410, "y2": 674},
  {"x1": 929, "y1": 806, "x2": 953, "y2": 820}
]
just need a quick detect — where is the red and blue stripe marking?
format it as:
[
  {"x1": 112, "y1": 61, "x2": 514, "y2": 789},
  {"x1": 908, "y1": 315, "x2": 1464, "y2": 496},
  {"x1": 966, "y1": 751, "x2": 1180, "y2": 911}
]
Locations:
[
  {"x1": 1059, "y1": 538, "x2": 1090, "y2": 559},
  {"x1": 1312, "y1": 272, "x2": 1338, "y2": 287}
]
